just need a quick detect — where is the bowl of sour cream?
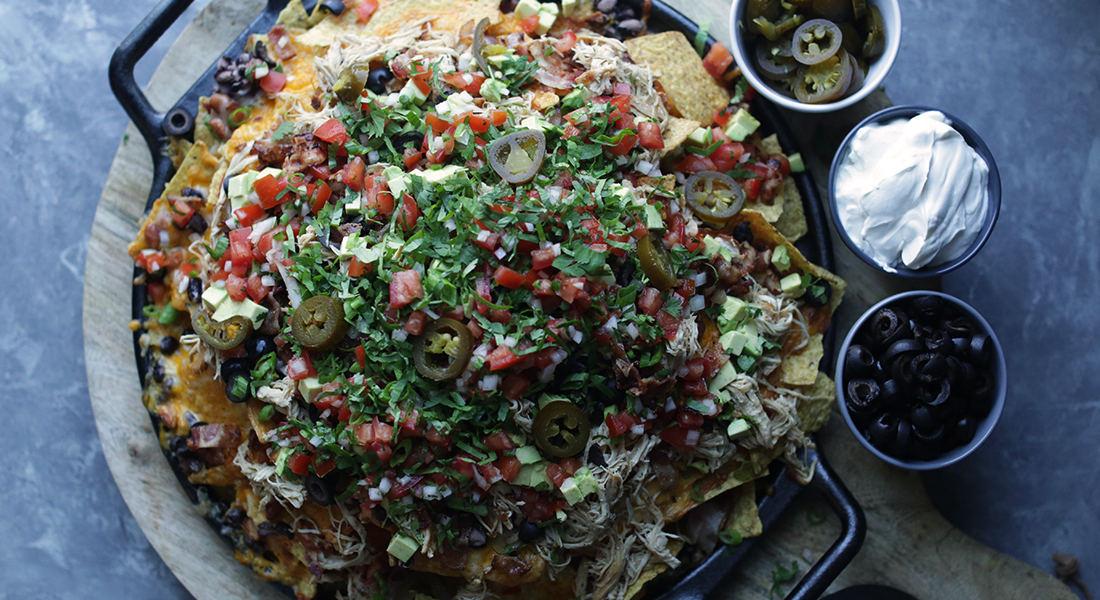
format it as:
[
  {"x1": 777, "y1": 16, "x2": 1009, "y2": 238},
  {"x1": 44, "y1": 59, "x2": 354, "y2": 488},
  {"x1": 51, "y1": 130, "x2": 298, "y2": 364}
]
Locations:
[{"x1": 828, "y1": 105, "x2": 1001, "y2": 277}]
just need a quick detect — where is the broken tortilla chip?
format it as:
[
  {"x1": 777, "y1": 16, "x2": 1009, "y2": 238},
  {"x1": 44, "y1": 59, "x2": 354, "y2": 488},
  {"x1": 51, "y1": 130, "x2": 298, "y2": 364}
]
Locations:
[
  {"x1": 624, "y1": 32, "x2": 729, "y2": 126},
  {"x1": 661, "y1": 117, "x2": 701, "y2": 156},
  {"x1": 721, "y1": 480, "x2": 763, "y2": 539},
  {"x1": 773, "y1": 177, "x2": 808, "y2": 241},
  {"x1": 796, "y1": 371, "x2": 837, "y2": 433},
  {"x1": 779, "y1": 333, "x2": 824, "y2": 386}
]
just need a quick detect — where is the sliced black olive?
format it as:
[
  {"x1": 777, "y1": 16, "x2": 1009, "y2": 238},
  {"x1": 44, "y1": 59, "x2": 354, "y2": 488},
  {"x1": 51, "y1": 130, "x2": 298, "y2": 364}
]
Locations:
[
  {"x1": 912, "y1": 352, "x2": 947, "y2": 382},
  {"x1": 909, "y1": 295, "x2": 943, "y2": 321},
  {"x1": 945, "y1": 356, "x2": 975, "y2": 392},
  {"x1": 305, "y1": 474, "x2": 334, "y2": 506},
  {"x1": 187, "y1": 277, "x2": 204, "y2": 303},
  {"x1": 951, "y1": 337, "x2": 971, "y2": 358},
  {"x1": 731, "y1": 222, "x2": 754, "y2": 244},
  {"x1": 916, "y1": 379, "x2": 950, "y2": 406},
  {"x1": 366, "y1": 66, "x2": 395, "y2": 95},
  {"x1": 910, "y1": 405, "x2": 935, "y2": 434},
  {"x1": 870, "y1": 307, "x2": 910, "y2": 349},
  {"x1": 614, "y1": 260, "x2": 637, "y2": 286},
  {"x1": 221, "y1": 359, "x2": 252, "y2": 403},
  {"x1": 953, "y1": 416, "x2": 978, "y2": 446},
  {"x1": 587, "y1": 444, "x2": 608, "y2": 467},
  {"x1": 246, "y1": 335, "x2": 277, "y2": 362},
  {"x1": 913, "y1": 423, "x2": 945, "y2": 445},
  {"x1": 844, "y1": 344, "x2": 874, "y2": 376},
  {"x1": 942, "y1": 317, "x2": 974, "y2": 337},
  {"x1": 186, "y1": 212, "x2": 209, "y2": 234},
  {"x1": 879, "y1": 378, "x2": 905, "y2": 413},
  {"x1": 968, "y1": 372, "x2": 996, "y2": 416},
  {"x1": 923, "y1": 330, "x2": 952, "y2": 353},
  {"x1": 518, "y1": 521, "x2": 544, "y2": 543},
  {"x1": 867, "y1": 413, "x2": 896, "y2": 452},
  {"x1": 804, "y1": 279, "x2": 833, "y2": 307},
  {"x1": 394, "y1": 130, "x2": 423, "y2": 150},
  {"x1": 911, "y1": 323, "x2": 933, "y2": 343},
  {"x1": 318, "y1": 0, "x2": 345, "y2": 14},
  {"x1": 880, "y1": 338, "x2": 922, "y2": 366},
  {"x1": 160, "y1": 335, "x2": 180, "y2": 355},
  {"x1": 163, "y1": 107, "x2": 194, "y2": 136},
  {"x1": 894, "y1": 418, "x2": 913, "y2": 457},
  {"x1": 845, "y1": 378, "x2": 880, "y2": 415},
  {"x1": 968, "y1": 334, "x2": 992, "y2": 367},
  {"x1": 890, "y1": 353, "x2": 918, "y2": 385}
]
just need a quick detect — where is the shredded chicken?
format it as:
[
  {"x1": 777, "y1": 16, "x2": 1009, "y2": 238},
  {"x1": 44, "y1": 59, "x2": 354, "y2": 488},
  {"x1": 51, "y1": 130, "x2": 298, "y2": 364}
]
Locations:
[{"x1": 233, "y1": 439, "x2": 308, "y2": 509}]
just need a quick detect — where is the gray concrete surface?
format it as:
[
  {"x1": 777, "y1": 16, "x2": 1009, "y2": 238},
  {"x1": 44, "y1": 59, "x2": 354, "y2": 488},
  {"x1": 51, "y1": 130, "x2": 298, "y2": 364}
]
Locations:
[{"x1": 0, "y1": 0, "x2": 1096, "y2": 598}]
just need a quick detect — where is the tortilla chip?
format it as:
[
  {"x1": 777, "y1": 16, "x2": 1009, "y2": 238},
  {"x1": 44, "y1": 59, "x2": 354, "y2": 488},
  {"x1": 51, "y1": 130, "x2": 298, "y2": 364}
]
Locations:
[
  {"x1": 796, "y1": 371, "x2": 837, "y2": 433},
  {"x1": 778, "y1": 333, "x2": 824, "y2": 386},
  {"x1": 655, "y1": 446, "x2": 781, "y2": 523},
  {"x1": 129, "y1": 141, "x2": 218, "y2": 257},
  {"x1": 728, "y1": 211, "x2": 845, "y2": 336},
  {"x1": 638, "y1": 174, "x2": 677, "y2": 196},
  {"x1": 167, "y1": 136, "x2": 192, "y2": 170},
  {"x1": 721, "y1": 480, "x2": 762, "y2": 539},
  {"x1": 624, "y1": 32, "x2": 729, "y2": 126},
  {"x1": 277, "y1": 0, "x2": 312, "y2": 28},
  {"x1": 773, "y1": 177, "x2": 808, "y2": 241},
  {"x1": 624, "y1": 539, "x2": 685, "y2": 600},
  {"x1": 758, "y1": 133, "x2": 782, "y2": 156},
  {"x1": 193, "y1": 96, "x2": 220, "y2": 150},
  {"x1": 661, "y1": 117, "x2": 700, "y2": 156},
  {"x1": 744, "y1": 199, "x2": 783, "y2": 223},
  {"x1": 532, "y1": 91, "x2": 559, "y2": 111}
]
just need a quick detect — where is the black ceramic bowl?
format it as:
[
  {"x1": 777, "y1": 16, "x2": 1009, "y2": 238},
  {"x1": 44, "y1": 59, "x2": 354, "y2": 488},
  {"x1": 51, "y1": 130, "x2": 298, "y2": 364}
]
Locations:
[
  {"x1": 835, "y1": 291, "x2": 1006, "y2": 469},
  {"x1": 828, "y1": 105, "x2": 1002, "y2": 277}
]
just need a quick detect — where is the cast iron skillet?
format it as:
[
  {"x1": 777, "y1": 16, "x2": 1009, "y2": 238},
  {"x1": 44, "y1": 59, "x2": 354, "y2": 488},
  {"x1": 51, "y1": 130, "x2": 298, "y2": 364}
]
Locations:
[{"x1": 110, "y1": 0, "x2": 865, "y2": 598}]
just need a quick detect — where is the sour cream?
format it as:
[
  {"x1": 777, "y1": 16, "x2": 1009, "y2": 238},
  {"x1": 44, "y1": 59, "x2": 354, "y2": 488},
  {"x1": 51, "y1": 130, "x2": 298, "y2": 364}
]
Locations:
[{"x1": 834, "y1": 111, "x2": 989, "y2": 271}]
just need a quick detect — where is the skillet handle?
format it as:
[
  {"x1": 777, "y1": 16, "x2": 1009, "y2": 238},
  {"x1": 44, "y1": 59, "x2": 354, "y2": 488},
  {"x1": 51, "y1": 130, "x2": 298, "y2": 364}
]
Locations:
[
  {"x1": 108, "y1": 0, "x2": 196, "y2": 155},
  {"x1": 784, "y1": 448, "x2": 867, "y2": 600}
]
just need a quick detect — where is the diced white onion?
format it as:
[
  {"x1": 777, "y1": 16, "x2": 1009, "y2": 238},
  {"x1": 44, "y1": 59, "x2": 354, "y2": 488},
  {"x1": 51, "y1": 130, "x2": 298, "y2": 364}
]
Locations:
[
  {"x1": 250, "y1": 217, "x2": 277, "y2": 241},
  {"x1": 547, "y1": 186, "x2": 563, "y2": 204},
  {"x1": 462, "y1": 73, "x2": 474, "y2": 85},
  {"x1": 444, "y1": 218, "x2": 457, "y2": 231},
  {"x1": 501, "y1": 234, "x2": 517, "y2": 251},
  {"x1": 379, "y1": 478, "x2": 393, "y2": 494},
  {"x1": 479, "y1": 374, "x2": 500, "y2": 391},
  {"x1": 688, "y1": 295, "x2": 706, "y2": 313},
  {"x1": 665, "y1": 397, "x2": 677, "y2": 412},
  {"x1": 692, "y1": 272, "x2": 708, "y2": 286},
  {"x1": 159, "y1": 230, "x2": 170, "y2": 248},
  {"x1": 261, "y1": 275, "x2": 276, "y2": 287},
  {"x1": 685, "y1": 429, "x2": 701, "y2": 446},
  {"x1": 531, "y1": 299, "x2": 543, "y2": 311},
  {"x1": 550, "y1": 349, "x2": 568, "y2": 364},
  {"x1": 392, "y1": 329, "x2": 409, "y2": 342},
  {"x1": 423, "y1": 308, "x2": 440, "y2": 320},
  {"x1": 571, "y1": 329, "x2": 583, "y2": 344},
  {"x1": 631, "y1": 424, "x2": 645, "y2": 435},
  {"x1": 605, "y1": 315, "x2": 618, "y2": 331},
  {"x1": 503, "y1": 336, "x2": 517, "y2": 347},
  {"x1": 309, "y1": 435, "x2": 323, "y2": 447},
  {"x1": 476, "y1": 229, "x2": 491, "y2": 243},
  {"x1": 367, "y1": 150, "x2": 380, "y2": 164},
  {"x1": 739, "y1": 152, "x2": 751, "y2": 164},
  {"x1": 368, "y1": 488, "x2": 383, "y2": 502},
  {"x1": 626, "y1": 323, "x2": 639, "y2": 339},
  {"x1": 494, "y1": 247, "x2": 507, "y2": 260}
]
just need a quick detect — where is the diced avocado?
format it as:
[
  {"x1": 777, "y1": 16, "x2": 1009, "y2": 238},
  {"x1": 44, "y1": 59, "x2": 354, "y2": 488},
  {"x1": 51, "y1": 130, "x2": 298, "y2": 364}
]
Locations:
[
  {"x1": 338, "y1": 232, "x2": 365, "y2": 259},
  {"x1": 201, "y1": 285, "x2": 229, "y2": 312},
  {"x1": 685, "y1": 127, "x2": 709, "y2": 147},
  {"x1": 560, "y1": 87, "x2": 591, "y2": 112},
  {"x1": 418, "y1": 164, "x2": 467, "y2": 184},
  {"x1": 719, "y1": 329, "x2": 750, "y2": 356},
  {"x1": 740, "y1": 321, "x2": 763, "y2": 357},
  {"x1": 274, "y1": 449, "x2": 292, "y2": 478},
  {"x1": 516, "y1": 462, "x2": 551, "y2": 488},
  {"x1": 701, "y1": 235, "x2": 733, "y2": 261},
  {"x1": 717, "y1": 296, "x2": 750, "y2": 332},
  {"x1": 707, "y1": 359, "x2": 738, "y2": 393},
  {"x1": 724, "y1": 108, "x2": 761, "y2": 142},
  {"x1": 560, "y1": 476, "x2": 584, "y2": 505},
  {"x1": 486, "y1": 50, "x2": 517, "y2": 67},
  {"x1": 561, "y1": 0, "x2": 577, "y2": 17},
  {"x1": 344, "y1": 190, "x2": 362, "y2": 215},
  {"x1": 573, "y1": 467, "x2": 599, "y2": 496},
  {"x1": 611, "y1": 185, "x2": 643, "y2": 207},
  {"x1": 727, "y1": 418, "x2": 751, "y2": 440},
  {"x1": 535, "y1": 9, "x2": 556, "y2": 35},
  {"x1": 398, "y1": 79, "x2": 428, "y2": 105},
  {"x1": 480, "y1": 78, "x2": 509, "y2": 103},
  {"x1": 787, "y1": 152, "x2": 805, "y2": 173},
  {"x1": 644, "y1": 204, "x2": 665, "y2": 231},
  {"x1": 515, "y1": 446, "x2": 542, "y2": 465},
  {"x1": 384, "y1": 165, "x2": 410, "y2": 197},
  {"x1": 387, "y1": 533, "x2": 419, "y2": 562},
  {"x1": 539, "y1": 2, "x2": 559, "y2": 15},
  {"x1": 298, "y1": 376, "x2": 323, "y2": 403},
  {"x1": 771, "y1": 245, "x2": 791, "y2": 271},
  {"x1": 211, "y1": 297, "x2": 269, "y2": 329},
  {"x1": 515, "y1": 0, "x2": 540, "y2": 19},
  {"x1": 780, "y1": 273, "x2": 805, "y2": 297},
  {"x1": 538, "y1": 393, "x2": 568, "y2": 409}
]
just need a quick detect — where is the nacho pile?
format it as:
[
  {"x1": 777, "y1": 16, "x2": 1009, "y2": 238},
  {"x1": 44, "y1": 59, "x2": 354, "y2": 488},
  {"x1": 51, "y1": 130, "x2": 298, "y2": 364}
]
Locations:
[{"x1": 127, "y1": 1, "x2": 842, "y2": 598}]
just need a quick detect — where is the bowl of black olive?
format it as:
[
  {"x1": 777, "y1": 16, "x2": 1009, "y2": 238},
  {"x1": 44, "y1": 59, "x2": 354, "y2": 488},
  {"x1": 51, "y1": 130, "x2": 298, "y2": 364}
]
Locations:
[{"x1": 835, "y1": 291, "x2": 1006, "y2": 469}]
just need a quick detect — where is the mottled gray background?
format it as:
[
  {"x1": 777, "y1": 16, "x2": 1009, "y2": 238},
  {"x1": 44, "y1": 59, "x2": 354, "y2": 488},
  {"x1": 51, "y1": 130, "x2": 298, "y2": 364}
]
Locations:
[{"x1": 0, "y1": 0, "x2": 1096, "y2": 598}]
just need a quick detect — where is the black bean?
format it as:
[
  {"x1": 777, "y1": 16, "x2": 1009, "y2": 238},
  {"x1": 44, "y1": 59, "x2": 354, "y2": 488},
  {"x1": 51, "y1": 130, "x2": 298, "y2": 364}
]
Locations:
[
  {"x1": 181, "y1": 187, "x2": 204, "y2": 199},
  {"x1": 160, "y1": 335, "x2": 180, "y2": 355},
  {"x1": 223, "y1": 508, "x2": 246, "y2": 528},
  {"x1": 186, "y1": 212, "x2": 208, "y2": 234},
  {"x1": 151, "y1": 361, "x2": 165, "y2": 383},
  {"x1": 730, "y1": 222, "x2": 754, "y2": 244},
  {"x1": 168, "y1": 435, "x2": 189, "y2": 456},
  {"x1": 188, "y1": 277, "x2": 204, "y2": 303},
  {"x1": 518, "y1": 521, "x2": 544, "y2": 543},
  {"x1": 587, "y1": 444, "x2": 608, "y2": 467}
]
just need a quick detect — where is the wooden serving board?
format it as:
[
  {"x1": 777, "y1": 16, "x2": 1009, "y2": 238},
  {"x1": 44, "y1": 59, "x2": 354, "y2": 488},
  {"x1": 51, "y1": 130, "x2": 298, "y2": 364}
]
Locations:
[{"x1": 83, "y1": 1, "x2": 1075, "y2": 598}]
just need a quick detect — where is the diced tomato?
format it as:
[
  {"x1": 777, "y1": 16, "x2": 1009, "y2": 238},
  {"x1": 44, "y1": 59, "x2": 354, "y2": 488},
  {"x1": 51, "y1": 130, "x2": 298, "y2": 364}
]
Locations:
[
  {"x1": 711, "y1": 142, "x2": 745, "y2": 171},
  {"x1": 314, "y1": 118, "x2": 350, "y2": 144},
  {"x1": 389, "y1": 269, "x2": 424, "y2": 308},
  {"x1": 484, "y1": 431, "x2": 515, "y2": 453},
  {"x1": 555, "y1": 30, "x2": 577, "y2": 53},
  {"x1": 702, "y1": 42, "x2": 735, "y2": 80},
  {"x1": 607, "y1": 131, "x2": 638, "y2": 155},
  {"x1": 234, "y1": 204, "x2": 266, "y2": 228},
  {"x1": 681, "y1": 378, "x2": 709, "y2": 397},
  {"x1": 474, "y1": 230, "x2": 502, "y2": 251},
  {"x1": 314, "y1": 458, "x2": 336, "y2": 477},
  {"x1": 613, "y1": 82, "x2": 632, "y2": 96},
  {"x1": 545, "y1": 464, "x2": 567, "y2": 488},
  {"x1": 560, "y1": 457, "x2": 581, "y2": 475},
  {"x1": 500, "y1": 374, "x2": 530, "y2": 401},
  {"x1": 664, "y1": 213, "x2": 686, "y2": 247},
  {"x1": 355, "y1": 345, "x2": 366, "y2": 369},
  {"x1": 258, "y1": 70, "x2": 286, "y2": 94},
  {"x1": 531, "y1": 247, "x2": 556, "y2": 270},
  {"x1": 770, "y1": 153, "x2": 791, "y2": 177},
  {"x1": 453, "y1": 454, "x2": 476, "y2": 478},
  {"x1": 486, "y1": 345, "x2": 523, "y2": 371},
  {"x1": 741, "y1": 176, "x2": 761, "y2": 200},
  {"x1": 490, "y1": 308, "x2": 512, "y2": 324},
  {"x1": 637, "y1": 122, "x2": 664, "y2": 149},
  {"x1": 404, "y1": 310, "x2": 428, "y2": 335},
  {"x1": 744, "y1": 83, "x2": 757, "y2": 101},
  {"x1": 519, "y1": 489, "x2": 559, "y2": 522},
  {"x1": 342, "y1": 156, "x2": 366, "y2": 192},
  {"x1": 311, "y1": 181, "x2": 332, "y2": 215},
  {"x1": 355, "y1": 0, "x2": 377, "y2": 22},
  {"x1": 684, "y1": 357, "x2": 705, "y2": 382},
  {"x1": 348, "y1": 256, "x2": 367, "y2": 277},
  {"x1": 609, "y1": 94, "x2": 630, "y2": 117},
  {"x1": 497, "y1": 456, "x2": 522, "y2": 483},
  {"x1": 605, "y1": 411, "x2": 635, "y2": 437},
  {"x1": 714, "y1": 106, "x2": 734, "y2": 127},
  {"x1": 246, "y1": 272, "x2": 271, "y2": 302},
  {"x1": 228, "y1": 228, "x2": 252, "y2": 262},
  {"x1": 364, "y1": 180, "x2": 395, "y2": 216},
  {"x1": 395, "y1": 193, "x2": 420, "y2": 229},
  {"x1": 225, "y1": 274, "x2": 247, "y2": 301},
  {"x1": 460, "y1": 113, "x2": 491, "y2": 133},
  {"x1": 403, "y1": 149, "x2": 423, "y2": 170},
  {"x1": 473, "y1": 276, "x2": 493, "y2": 314},
  {"x1": 169, "y1": 199, "x2": 195, "y2": 228},
  {"x1": 288, "y1": 453, "x2": 312, "y2": 476},
  {"x1": 557, "y1": 276, "x2": 586, "y2": 304},
  {"x1": 410, "y1": 64, "x2": 433, "y2": 96},
  {"x1": 254, "y1": 174, "x2": 288, "y2": 209},
  {"x1": 659, "y1": 424, "x2": 700, "y2": 452},
  {"x1": 426, "y1": 426, "x2": 451, "y2": 448},
  {"x1": 675, "y1": 153, "x2": 717, "y2": 174},
  {"x1": 638, "y1": 286, "x2": 663, "y2": 316},
  {"x1": 493, "y1": 265, "x2": 526, "y2": 290},
  {"x1": 354, "y1": 417, "x2": 395, "y2": 445},
  {"x1": 286, "y1": 354, "x2": 317, "y2": 380},
  {"x1": 425, "y1": 112, "x2": 451, "y2": 133},
  {"x1": 491, "y1": 110, "x2": 508, "y2": 127},
  {"x1": 518, "y1": 14, "x2": 539, "y2": 33}
]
